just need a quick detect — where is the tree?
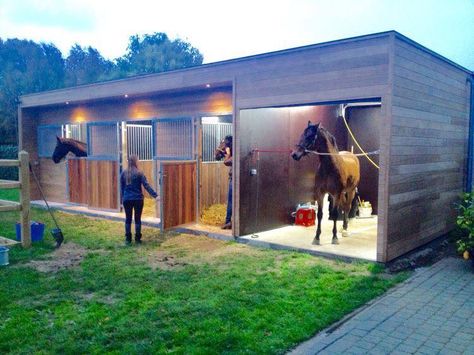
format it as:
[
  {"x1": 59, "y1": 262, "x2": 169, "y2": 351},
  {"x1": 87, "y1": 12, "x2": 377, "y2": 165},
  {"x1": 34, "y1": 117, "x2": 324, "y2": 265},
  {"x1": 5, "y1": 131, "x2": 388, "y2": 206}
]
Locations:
[
  {"x1": 116, "y1": 32, "x2": 203, "y2": 77},
  {"x1": 65, "y1": 44, "x2": 114, "y2": 87},
  {"x1": 0, "y1": 32, "x2": 204, "y2": 144},
  {"x1": 0, "y1": 39, "x2": 65, "y2": 144}
]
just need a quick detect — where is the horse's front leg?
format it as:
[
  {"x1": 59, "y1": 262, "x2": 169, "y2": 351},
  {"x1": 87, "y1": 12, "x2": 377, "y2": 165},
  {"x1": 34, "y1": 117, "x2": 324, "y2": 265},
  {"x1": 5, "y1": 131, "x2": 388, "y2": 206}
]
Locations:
[
  {"x1": 342, "y1": 211, "x2": 349, "y2": 237},
  {"x1": 313, "y1": 197, "x2": 323, "y2": 245},
  {"x1": 331, "y1": 209, "x2": 339, "y2": 244},
  {"x1": 329, "y1": 196, "x2": 339, "y2": 244},
  {"x1": 342, "y1": 190, "x2": 356, "y2": 238},
  {"x1": 313, "y1": 205, "x2": 323, "y2": 246}
]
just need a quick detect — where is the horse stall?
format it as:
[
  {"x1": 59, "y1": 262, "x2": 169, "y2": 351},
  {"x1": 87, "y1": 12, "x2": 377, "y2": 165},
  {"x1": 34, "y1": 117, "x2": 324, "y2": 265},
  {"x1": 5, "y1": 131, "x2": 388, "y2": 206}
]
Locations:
[
  {"x1": 199, "y1": 116, "x2": 233, "y2": 226},
  {"x1": 65, "y1": 123, "x2": 88, "y2": 205},
  {"x1": 153, "y1": 118, "x2": 197, "y2": 229},
  {"x1": 237, "y1": 103, "x2": 381, "y2": 260},
  {"x1": 123, "y1": 121, "x2": 155, "y2": 217}
]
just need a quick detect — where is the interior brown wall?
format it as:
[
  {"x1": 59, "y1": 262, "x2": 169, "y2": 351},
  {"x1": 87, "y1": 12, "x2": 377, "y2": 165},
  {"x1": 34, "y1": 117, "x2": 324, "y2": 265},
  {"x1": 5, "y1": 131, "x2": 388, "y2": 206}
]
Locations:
[
  {"x1": 346, "y1": 106, "x2": 381, "y2": 213},
  {"x1": 238, "y1": 105, "x2": 342, "y2": 235}
]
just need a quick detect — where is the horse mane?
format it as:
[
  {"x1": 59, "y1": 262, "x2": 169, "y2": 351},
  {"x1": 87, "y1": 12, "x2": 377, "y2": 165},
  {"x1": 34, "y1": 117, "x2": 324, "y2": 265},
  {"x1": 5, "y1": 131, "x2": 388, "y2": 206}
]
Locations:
[
  {"x1": 59, "y1": 137, "x2": 87, "y2": 150},
  {"x1": 318, "y1": 126, "x2": 339, "y2": 152},
  {"x1": 317, "y1": 126, "x2": 343, "y2": 172}
]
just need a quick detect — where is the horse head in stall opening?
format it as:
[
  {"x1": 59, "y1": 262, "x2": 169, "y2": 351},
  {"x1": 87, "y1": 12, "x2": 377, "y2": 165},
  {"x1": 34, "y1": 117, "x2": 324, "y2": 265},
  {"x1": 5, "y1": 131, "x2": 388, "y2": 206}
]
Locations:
[
  {"x1": 214, "y1": 135, "x2": 232, "y2": 161},
  {"x1": 52, "y1": 136, "x2": 88, "y2": 163},
  {"x1": 291, "y1": 121, "x2": 360, "y2": 245}
]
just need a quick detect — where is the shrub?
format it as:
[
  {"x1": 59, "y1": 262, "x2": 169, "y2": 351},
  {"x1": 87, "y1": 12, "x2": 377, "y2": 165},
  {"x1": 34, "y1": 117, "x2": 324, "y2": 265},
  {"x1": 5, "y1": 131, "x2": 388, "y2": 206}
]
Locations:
[
  {"x1": 455, "y1": 192, "x2": 474, "y2": 254},
  {"x1": 0, "y1": 144, "x2": 19, "y2": 180}
]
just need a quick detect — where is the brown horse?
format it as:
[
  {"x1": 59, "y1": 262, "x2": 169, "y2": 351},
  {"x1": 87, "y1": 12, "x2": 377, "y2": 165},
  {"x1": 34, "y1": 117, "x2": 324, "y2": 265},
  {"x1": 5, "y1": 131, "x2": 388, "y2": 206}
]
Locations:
[
  {"x1": 291, "y1": 122, "x2": 360, "y2": 245},
  {"x1": 214, "y1": 135, "x2": 232, "y2": 161},
  {"x1": 52, "y1": 136, "x2": 87, "y2": 163}
]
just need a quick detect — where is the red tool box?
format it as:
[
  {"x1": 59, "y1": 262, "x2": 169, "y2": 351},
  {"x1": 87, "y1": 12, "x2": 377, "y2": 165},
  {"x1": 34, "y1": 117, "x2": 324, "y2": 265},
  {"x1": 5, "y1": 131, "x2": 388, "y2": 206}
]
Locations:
[{"x1": 294, "y1": 206, "x2": 316, "y2": 227}]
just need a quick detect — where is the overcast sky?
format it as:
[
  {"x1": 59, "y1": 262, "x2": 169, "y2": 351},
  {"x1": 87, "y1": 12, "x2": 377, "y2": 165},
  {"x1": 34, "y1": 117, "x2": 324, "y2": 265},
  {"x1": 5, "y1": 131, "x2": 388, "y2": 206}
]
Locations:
[{"x1": 0, "y1": 0, "x2": 473, "y2": 69}]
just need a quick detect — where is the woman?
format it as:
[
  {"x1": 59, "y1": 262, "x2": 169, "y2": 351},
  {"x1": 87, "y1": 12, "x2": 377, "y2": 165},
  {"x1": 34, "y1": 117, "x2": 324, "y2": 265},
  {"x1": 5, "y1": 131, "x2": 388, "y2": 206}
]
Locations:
[
  {"x1": 120, "y1": 155, "x2": 157, "y2": 245},
  {"x1": 222, "y1": 135, "x2": 232, "y2": 229}
]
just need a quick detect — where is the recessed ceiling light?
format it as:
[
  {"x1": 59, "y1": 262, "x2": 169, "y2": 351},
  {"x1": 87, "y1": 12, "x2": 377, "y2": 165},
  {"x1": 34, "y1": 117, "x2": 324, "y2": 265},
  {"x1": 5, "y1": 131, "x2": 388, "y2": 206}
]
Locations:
[
  {"x1": 65, "y1": 101, "x2": 69, "y2": 105},
  {"x1": 205, "y1": 84, "x2": 211, "y2": 88},
  {"x1": 124, "y1": 94, "x2": 129, "y2": 98}
]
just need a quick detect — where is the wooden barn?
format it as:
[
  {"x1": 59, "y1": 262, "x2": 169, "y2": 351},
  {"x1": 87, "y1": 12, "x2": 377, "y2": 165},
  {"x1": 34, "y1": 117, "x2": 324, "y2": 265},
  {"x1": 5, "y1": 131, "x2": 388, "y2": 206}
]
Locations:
[{"x1": 18, "y1": 31, "x2": 473, "y2": 262}]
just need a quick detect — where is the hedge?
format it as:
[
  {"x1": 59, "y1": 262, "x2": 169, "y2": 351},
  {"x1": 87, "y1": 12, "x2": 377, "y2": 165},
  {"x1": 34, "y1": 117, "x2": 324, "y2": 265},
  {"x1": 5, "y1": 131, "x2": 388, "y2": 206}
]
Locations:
[{"x1": 0, "y1": 144, "x2": 19, "y2": 180}]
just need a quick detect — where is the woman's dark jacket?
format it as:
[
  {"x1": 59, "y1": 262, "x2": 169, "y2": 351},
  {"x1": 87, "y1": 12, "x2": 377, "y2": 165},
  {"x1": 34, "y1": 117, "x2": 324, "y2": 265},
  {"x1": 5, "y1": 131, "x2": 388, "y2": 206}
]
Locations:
[{"x1": 120, "y1": 169, "x2": 157, "y2": 203}]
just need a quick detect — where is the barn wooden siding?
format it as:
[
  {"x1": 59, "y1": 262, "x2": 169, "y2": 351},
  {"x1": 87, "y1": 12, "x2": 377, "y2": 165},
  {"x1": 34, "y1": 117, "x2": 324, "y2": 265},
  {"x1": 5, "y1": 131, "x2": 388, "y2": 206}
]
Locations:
[
  {"x1": 23, "y1": 88, "x2": 233, "y2": 202},
  {"x1": 33, "y1": 89, "x2": 232, "y2": 125},
  {"x1": 232, "y1": 35, "x2": 392, "y2": 239},
  {"x1": 386, "y1": 36, "x2": 472, "y2": 261}
]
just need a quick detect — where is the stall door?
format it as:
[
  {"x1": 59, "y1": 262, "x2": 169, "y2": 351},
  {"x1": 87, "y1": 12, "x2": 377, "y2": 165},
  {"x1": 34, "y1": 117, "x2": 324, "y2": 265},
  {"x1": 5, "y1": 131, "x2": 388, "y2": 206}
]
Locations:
[
  {"x1": 67, "y1": 157, "x2": 87, "y2": 204},
  {"x1": 160, "y1": 161, "x2": 197, "y2": 229},
  {"x1": 153, "y1": 118, "x2": 197, "y2": 229},
  {"x1": 86, "y1": 122, "x2": 120, "y2": 210}
]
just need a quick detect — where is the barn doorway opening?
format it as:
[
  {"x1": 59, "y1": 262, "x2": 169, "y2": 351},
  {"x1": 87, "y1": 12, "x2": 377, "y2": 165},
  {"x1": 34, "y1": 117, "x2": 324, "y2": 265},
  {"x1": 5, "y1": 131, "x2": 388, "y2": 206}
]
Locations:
[
  {"x1": 238, "y1": 102, "x2": 380, "y2": 261},
  {"x1": 198, "y1": 115, "x2": 233, "y2": 233}
]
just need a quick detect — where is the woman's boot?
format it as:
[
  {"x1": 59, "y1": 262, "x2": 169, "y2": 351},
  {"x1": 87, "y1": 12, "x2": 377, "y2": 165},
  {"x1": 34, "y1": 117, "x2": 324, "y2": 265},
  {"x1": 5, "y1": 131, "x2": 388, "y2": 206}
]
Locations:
[
  {"x1": 135, "y1": 223, "x2": 142, "y2": 244},
  {"x1": 125, "y1": 223, "x2": 132, "y2": 245}
]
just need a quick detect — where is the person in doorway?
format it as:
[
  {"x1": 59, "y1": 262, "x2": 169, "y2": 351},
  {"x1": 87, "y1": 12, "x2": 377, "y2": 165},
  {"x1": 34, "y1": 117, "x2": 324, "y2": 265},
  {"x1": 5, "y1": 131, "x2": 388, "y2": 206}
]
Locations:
[
  {"x1": 120, "y1": 154, "x2": 157, "y2": 245},
  {"x1": 222, "y1": 135, "x2": 232, "y2": 229}
]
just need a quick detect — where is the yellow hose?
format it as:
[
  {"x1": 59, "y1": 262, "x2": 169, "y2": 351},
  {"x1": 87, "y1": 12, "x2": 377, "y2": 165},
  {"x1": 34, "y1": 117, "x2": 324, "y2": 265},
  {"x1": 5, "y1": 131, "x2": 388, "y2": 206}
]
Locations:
[{"x1": 342, "y1": 114, "x2": 380, "y2": 170}]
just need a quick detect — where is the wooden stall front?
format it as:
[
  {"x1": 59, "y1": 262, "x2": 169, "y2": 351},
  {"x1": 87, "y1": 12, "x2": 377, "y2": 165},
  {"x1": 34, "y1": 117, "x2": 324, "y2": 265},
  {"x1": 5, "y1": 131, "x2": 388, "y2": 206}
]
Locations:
[
  {"x1": 67, "y1": 158, "x2": 87, "y2": 204},
  {"x1": 161, "y1": 161, "x2": 197, "y2": 229},
  {"x1": 86, "y1": 160, "x2": 119, "y2": 210}
]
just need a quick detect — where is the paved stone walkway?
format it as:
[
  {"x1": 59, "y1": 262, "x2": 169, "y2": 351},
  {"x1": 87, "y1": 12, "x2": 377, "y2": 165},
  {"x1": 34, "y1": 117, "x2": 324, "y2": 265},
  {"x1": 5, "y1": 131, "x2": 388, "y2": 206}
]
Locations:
[{"x1": 290, "y1": 257, "x2": 474, "y2": 354}]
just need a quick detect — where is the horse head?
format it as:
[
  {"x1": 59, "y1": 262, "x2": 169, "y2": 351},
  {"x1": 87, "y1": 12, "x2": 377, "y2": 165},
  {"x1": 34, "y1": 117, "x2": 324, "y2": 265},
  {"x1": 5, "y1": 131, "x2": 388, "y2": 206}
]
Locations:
[
  {"x1": 215, "y1": 135, "x2": 232, "y2": 161},
  {"x1": 52, "y1": 136, "x2": 88, "y2": 163},
  {"x1": 52, "y1": 136, "x2": 70, "y2": 163},
  {"x1": 291, "y1": 121, "x2": 320, "y2": 161}
]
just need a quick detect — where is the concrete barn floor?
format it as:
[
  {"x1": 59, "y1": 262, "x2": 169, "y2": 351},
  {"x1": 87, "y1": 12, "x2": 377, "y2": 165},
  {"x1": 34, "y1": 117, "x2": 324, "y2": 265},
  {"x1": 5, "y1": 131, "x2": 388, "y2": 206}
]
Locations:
[{"x1": 240, "y1": 216, "x2": 378, "y2": 261}]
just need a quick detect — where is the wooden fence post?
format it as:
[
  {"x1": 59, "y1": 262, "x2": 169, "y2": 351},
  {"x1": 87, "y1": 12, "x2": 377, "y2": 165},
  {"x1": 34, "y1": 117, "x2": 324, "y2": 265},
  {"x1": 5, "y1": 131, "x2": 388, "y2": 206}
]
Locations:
[{"x1": 19, "y1": 151, "x2": 31, "y2": 248}]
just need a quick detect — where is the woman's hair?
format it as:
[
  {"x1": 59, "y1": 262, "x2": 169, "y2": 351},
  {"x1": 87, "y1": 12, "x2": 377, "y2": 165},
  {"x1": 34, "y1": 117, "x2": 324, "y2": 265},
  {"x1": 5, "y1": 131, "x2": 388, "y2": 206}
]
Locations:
[
  {"x1": 125, "y1": 154, "x2": 139, "y2": 184},
  {"x1": 224, "y1": 135, "x2": 232, "y2": 155}
]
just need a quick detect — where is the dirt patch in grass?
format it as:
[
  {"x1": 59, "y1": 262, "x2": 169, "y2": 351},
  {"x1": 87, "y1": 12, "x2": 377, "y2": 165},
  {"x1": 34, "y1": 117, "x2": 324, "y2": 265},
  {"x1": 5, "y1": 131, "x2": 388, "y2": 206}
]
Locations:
[
  {"x1": 145, "y1": 234, "x2": 262, "y2": 269},
  {"x1": 147, "y1": 251, "x2": 189, "y2": 270},
  {"x1": 27, "y1": 242, "x2": 88, "y2": 273}
]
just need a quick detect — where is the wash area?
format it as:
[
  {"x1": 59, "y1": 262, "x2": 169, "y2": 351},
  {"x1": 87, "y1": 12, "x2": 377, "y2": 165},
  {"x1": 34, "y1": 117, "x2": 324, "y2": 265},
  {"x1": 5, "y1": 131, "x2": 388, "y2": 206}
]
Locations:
[{"x1": 237, "y1": 103, "x2": 380, "y2": 261}]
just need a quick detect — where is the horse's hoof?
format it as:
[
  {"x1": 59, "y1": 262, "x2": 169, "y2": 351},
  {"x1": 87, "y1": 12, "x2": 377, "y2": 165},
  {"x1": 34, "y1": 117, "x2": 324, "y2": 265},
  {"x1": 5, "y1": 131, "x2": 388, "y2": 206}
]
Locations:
[
  {"x1": 342, "y1": 230, "x2": 350, "y2": 238},
  {"x1": 332, "y1": 238, "x2": 339, "y2": 245},
  {"x1": 312, "y1": 239, "x2": 320, "y2": 246}
]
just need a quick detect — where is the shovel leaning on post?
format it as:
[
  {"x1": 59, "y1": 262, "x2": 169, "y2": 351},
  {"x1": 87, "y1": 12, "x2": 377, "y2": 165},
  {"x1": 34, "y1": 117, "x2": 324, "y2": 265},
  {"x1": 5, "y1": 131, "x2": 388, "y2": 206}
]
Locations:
[{"x1": 29, "y1": 163, "x2": 64, "y2": 248}]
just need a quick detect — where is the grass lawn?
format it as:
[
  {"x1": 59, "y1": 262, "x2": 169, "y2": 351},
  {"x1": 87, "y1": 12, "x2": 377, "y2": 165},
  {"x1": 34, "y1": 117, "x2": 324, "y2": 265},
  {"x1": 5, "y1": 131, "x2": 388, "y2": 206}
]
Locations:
[
  {"x1": 0, "y1": 189, "x2": 409, "y2": 354},
  {"x1": 0, "y1": 187, "x2": 19, "y2": 202}
]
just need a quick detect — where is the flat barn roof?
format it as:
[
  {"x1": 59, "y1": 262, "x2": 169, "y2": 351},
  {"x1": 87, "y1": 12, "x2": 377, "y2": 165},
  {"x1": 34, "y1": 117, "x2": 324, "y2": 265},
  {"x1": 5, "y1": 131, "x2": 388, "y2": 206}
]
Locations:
[{"x1": 20, "y1": 30, "x2": 472, "y2": 108}]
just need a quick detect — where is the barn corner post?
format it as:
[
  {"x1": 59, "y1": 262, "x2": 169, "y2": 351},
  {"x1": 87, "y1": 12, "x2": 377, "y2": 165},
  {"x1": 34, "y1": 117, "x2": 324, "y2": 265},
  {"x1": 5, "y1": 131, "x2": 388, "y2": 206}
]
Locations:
[
  {"x1": 376, "y1": 32, "x2": 396, "y2": 263},
  {"x1": 19, "y1": 150, "x2": 31, "y2": 248}
]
